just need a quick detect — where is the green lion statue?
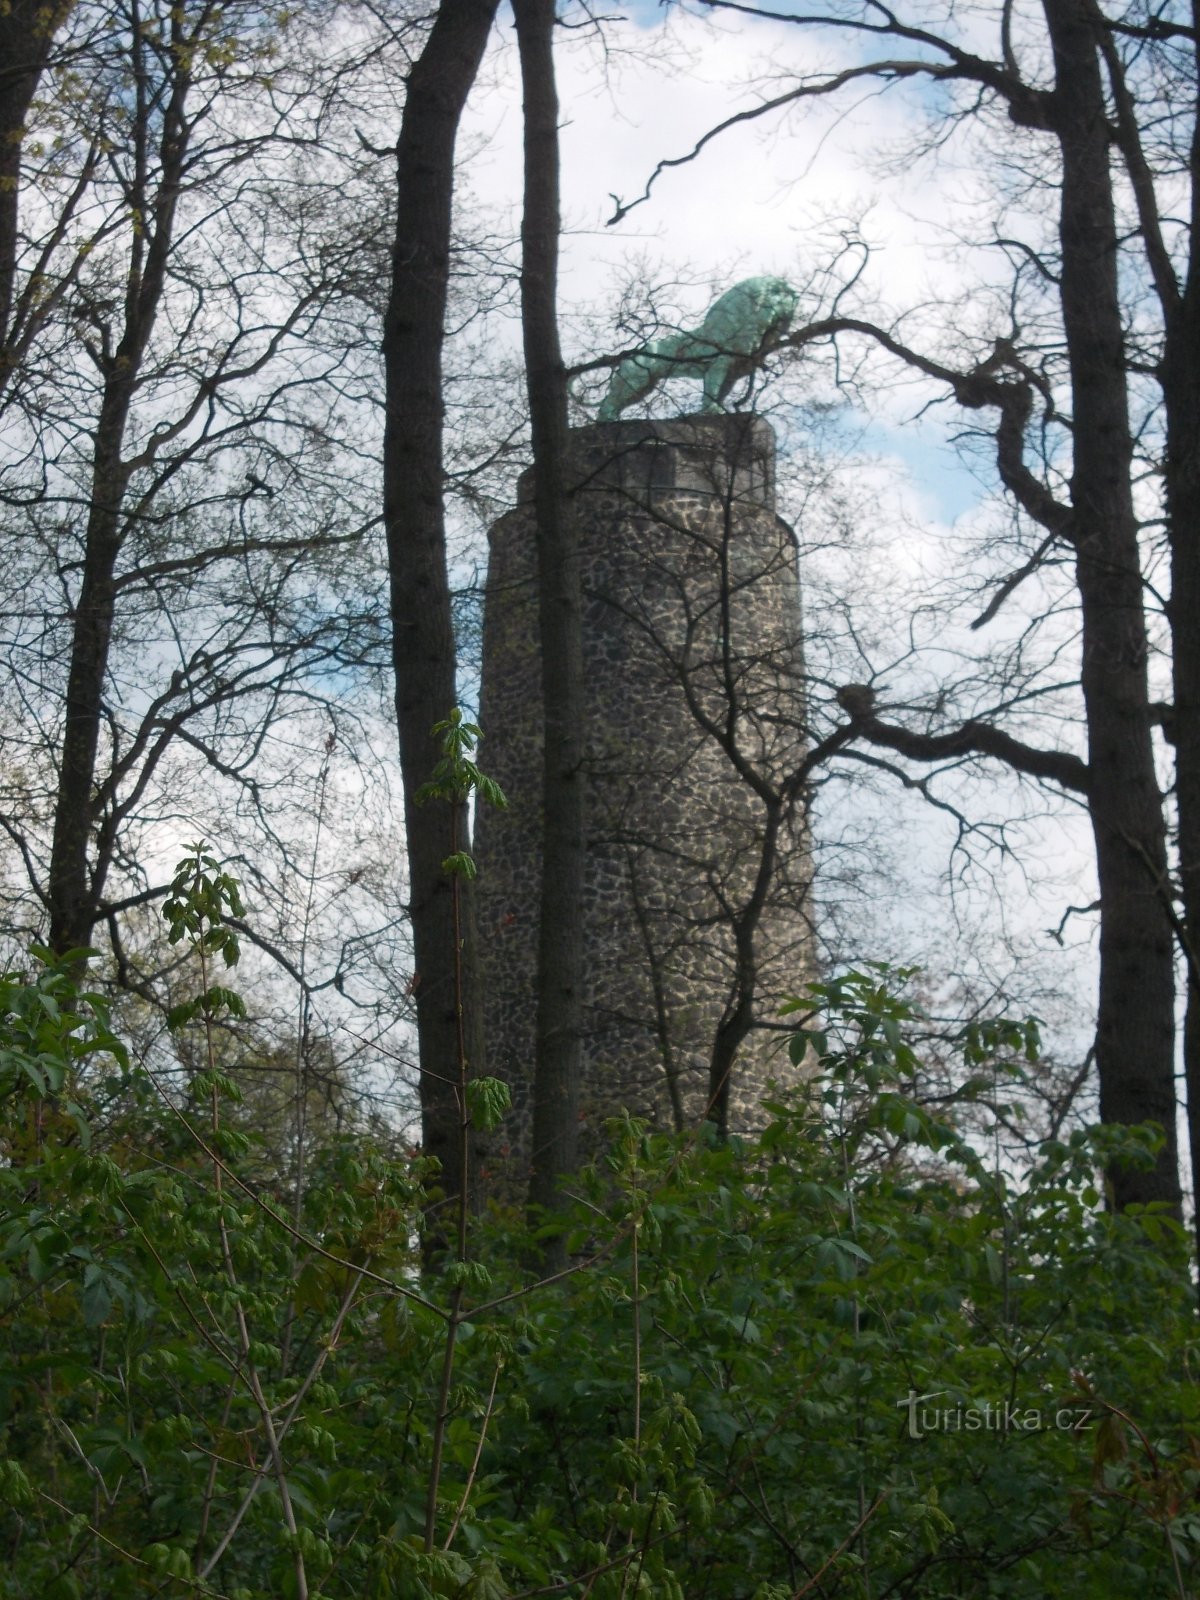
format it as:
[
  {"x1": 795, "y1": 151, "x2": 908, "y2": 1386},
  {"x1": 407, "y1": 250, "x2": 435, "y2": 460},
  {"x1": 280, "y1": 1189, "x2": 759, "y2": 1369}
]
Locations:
[{"x1": 597, "y1": 276, "x2": 798, "y2": 420}]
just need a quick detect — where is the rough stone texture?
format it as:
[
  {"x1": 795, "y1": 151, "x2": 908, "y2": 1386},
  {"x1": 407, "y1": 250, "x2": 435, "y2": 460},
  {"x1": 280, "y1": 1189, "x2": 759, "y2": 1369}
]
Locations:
[{"x1": 473, "y1": 414, "x2": 813, "y2": 1193}]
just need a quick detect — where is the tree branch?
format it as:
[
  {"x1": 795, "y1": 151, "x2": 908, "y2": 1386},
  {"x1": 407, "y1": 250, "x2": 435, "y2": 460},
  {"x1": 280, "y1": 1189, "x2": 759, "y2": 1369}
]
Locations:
[
  {"x1": 784, "y1": 316, "x2": 1075, "y2": 540},
  {"x1": 608, "y1": 3, "x2": 1053, "y2": 223},
  {"x1": 843, "y1": 705, "x2": 1091, "y2": 794}
]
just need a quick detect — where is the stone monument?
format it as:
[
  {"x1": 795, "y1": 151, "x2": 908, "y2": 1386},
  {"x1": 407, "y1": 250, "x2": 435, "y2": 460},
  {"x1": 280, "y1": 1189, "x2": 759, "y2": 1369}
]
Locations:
[{"x1": 474, "y1": 394, "x2": 814, "y2": 1192}]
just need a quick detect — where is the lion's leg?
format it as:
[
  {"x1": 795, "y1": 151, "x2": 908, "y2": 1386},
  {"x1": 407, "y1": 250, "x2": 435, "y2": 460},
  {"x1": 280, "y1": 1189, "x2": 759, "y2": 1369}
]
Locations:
[
  {"x1": 598, "y1": 353, "x2": 662, "y2": 420},
  {"x1": 702, "y1": 356, "x2": 734, "y2": 412}
]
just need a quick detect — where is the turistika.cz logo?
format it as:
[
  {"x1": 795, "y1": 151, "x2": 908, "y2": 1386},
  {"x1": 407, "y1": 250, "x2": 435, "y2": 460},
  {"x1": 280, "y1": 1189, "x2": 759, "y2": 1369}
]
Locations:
[{"x1": 897, "y1": 1390, "x2": 1093, "y2": 1440}]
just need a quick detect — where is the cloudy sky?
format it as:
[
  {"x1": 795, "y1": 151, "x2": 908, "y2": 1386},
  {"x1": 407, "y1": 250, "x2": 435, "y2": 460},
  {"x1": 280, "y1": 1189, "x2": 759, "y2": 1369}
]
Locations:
[
  {"x1": 457, "y1": 2, "x2": 1107, "y2": 1061},
  {"x1": 462, "y1": 0, "x2": 997, "y2": 517}
]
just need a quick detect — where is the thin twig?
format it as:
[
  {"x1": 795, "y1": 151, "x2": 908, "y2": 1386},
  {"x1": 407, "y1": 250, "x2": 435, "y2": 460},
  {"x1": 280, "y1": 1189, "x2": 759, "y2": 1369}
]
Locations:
[
  {"x1": 791, "y1": 1492, "x2": 891, "y2": 1599},
  {"x1": 443, "y1": 1360, "x2": 502, "y2": 1551},
  {"x1": 32, "y1": 1485, "x2": 237, "y2": 1599}
]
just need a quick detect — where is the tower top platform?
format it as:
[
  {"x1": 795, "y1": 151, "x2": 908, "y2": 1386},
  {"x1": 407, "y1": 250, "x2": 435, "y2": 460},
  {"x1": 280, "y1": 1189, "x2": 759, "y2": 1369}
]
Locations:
[{"x1": 510, "y1": 413, "x2": 777, "y2": 511}]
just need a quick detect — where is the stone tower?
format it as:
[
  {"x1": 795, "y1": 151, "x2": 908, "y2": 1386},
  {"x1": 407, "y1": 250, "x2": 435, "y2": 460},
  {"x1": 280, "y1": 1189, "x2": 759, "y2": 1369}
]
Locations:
[{"x1": 473, "y1": 413, "x2": 813, "y2": 1189}]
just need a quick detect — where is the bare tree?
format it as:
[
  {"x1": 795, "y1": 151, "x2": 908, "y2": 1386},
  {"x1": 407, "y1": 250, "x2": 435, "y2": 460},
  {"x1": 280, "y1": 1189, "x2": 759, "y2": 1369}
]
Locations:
[
  {"x1": 511, "y1": 0, "x2": 587, "y2": 1236},
  {"x1": 0, "y1": 0, "x2": 405, "y2": 980},
  {"x1": 606, "y1": 0, "x2": 1185, "y2": 1216},
  {"x1": 382, "y1": 0, "x2": 500, "y2": 1224}
]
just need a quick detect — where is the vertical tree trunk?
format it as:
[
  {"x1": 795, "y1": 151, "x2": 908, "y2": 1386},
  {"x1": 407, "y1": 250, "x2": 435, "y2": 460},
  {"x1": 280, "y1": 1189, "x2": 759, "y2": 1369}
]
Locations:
[
  {"x1": 1161, "y1": 34, "x2": 1200, "y2": 1243},
  {"x1": 48, "y1": 388, "x2": 135, "y2": 955},
  {"x1": 1044, "y1": 0, "x2": 1180, "y2": 1212},
  {"x1": 382, "y1": 0, "x2": 497, "y2": 1225},
  {"x1": 0, "y1": 0, "x2": 72, "y2": 358},
  {"x1": 511, "y1": 0, "x2": 586, "y2": 1235},
  {"x1": 1168, "y1": 349, "x2": 1200, "y2": 1243},
  {"x1": 47, "y1": 7, "x2": 190, "y2": 957}
]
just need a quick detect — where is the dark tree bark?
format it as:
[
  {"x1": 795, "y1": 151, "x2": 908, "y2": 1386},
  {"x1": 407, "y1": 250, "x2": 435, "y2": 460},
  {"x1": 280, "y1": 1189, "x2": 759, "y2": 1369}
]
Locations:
[
  {"x1": 1071, "y1": 0, "x2": 1200, "y2": 1245},
  {"x1": 511, "y1": 0, "x2": 586, "y2": 1235},
  {"x1": 0, "y1": 0, "x2": 72, "y2": 360},
  {"x1": 47, "y1": 4, "x2": 192, "y2": 958},
  {"x1": 1156, "y1": 20, "x2": 1200, "y2": 1248},
  {"x1": 1040, "y1": 0, "x2": 1177, "y2": 1211},
  {"x1": 382, "y1": 0, "x2": 498, "y2": 1224},
  {"x1": 1164, "y1": 347, "x2": 1200, "y2": 1242}
]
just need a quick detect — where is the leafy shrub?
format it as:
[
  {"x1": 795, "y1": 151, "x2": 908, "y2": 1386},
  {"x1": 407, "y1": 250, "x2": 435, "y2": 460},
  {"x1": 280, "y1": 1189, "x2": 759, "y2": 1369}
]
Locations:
[{"x1": 0, "y1": 951, "x2": 1195, "y2": 1598}]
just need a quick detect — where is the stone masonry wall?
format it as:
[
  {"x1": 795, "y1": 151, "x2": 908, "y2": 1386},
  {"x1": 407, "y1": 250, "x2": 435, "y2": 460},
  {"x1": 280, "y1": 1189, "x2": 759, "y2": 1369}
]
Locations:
[{"x1": 473, "y1": 414, "x2": 813, "y2": 1194}]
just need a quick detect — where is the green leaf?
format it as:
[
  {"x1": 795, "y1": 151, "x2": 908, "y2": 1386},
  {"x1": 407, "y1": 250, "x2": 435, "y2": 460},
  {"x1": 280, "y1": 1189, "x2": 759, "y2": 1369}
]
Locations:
[
  {"x1": 442, "y1": 851, "x2": 477, "y2": 879},
  {"x1": 466, "y1": 1076, "x2": 511, "y2": 1132},
  {"x1": 81, "y1": 1264, "x2": 113, "y2": 1327},
  {"x1": 465, "y1": 1558, "x2": 510, "y2": 1598},
  {"x1": 166, "y1": 999, "x2": 199, "y2": 1031},
  {"x1": 476, "y1": 775, "x2": 508, "y2": 809},
  {"x1": 837, "y1": 1239, "x2": 873, "y2": 1264},
  {"x1": 0, "y1": 1458, "x2": 34, "y2": 1508},
  {"x1": 983, "y1": 1242, "x2": 1003, "y2": 1285}
]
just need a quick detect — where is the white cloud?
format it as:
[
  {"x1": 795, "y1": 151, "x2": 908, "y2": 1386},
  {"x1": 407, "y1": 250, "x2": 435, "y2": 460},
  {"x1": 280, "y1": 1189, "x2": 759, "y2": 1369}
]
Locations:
[{"x1": 463, "y1": 6, "x2": 973, "y2": 320}]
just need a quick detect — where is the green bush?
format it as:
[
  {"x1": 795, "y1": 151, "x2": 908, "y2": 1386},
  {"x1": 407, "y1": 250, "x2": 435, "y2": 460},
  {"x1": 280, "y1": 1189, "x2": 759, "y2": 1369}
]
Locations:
[{"x1": 0, "y1": 951, "x2": 1195, "y2": 1598}]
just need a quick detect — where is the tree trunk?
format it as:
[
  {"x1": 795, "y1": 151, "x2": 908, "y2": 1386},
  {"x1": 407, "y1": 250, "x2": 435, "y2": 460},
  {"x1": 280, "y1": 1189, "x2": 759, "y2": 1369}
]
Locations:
[
  {"x1": 512, "y1": 0, "x2": 586, "y2": 1235},
  {"x1": 382, "y1": 0, "x2": 497, "y2": 1228},
  {"x1": 0, "y1": 0, "x2": 72, "y2": 357},
  {"x1": 1044, "y1": 0, "x2": 1180, "y2": 1212},
  {"x1": 48, "y1": 388, "x2": 134, "y2": 955},
  {"x1": 1161, "y1": 31, "x2": 1200, "y2": 1243},
  {"x1": 1168, "y1": 351, "x2": 1200, "y2": 1243},
  {"x1": 47, "y1": 10, "x2": 189, "y2": 958}
]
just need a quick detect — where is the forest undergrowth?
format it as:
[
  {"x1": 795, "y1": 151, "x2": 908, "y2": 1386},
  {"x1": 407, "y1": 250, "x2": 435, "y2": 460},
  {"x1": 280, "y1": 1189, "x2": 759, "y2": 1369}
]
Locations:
[{"x1": 0, "y1": 843, "x2": 1197, "y2": 1599}]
